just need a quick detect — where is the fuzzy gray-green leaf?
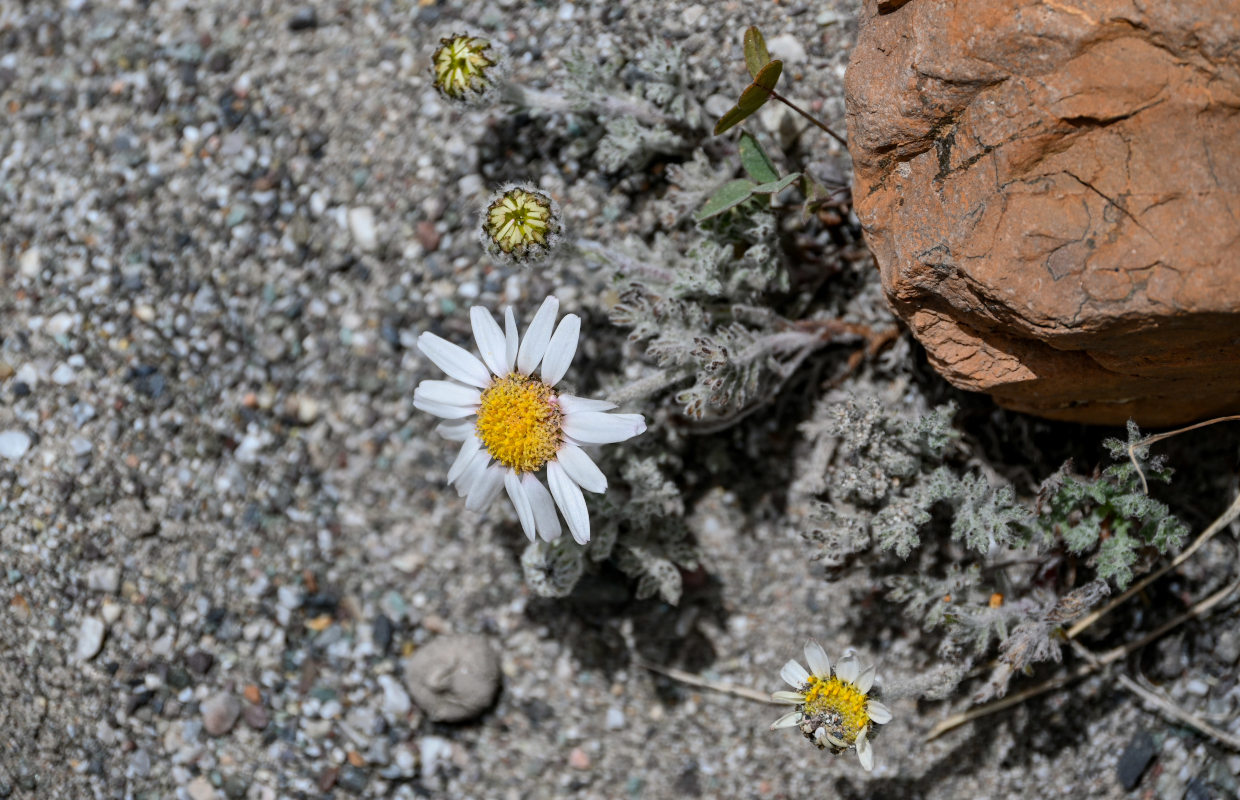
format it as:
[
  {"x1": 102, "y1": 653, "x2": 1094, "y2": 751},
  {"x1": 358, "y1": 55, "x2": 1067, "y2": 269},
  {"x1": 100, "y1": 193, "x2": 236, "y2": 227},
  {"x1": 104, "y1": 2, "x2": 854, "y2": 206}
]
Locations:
[
  {"x1": 739, "y1": 131, "x2": 779, "y2": 183},
  {"x1": 750, "y1": 173, "x2": 801, "y2": 196},
  {"x1": 697, "y1": 178, "x2": 758, "y2": 220}
]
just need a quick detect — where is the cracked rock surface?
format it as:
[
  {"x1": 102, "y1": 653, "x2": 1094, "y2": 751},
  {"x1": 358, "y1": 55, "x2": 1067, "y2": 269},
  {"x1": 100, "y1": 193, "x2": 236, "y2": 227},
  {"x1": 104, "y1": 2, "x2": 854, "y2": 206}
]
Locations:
[{"x1": 846, "y1": 0, "x2": 1240, "y2": 425}]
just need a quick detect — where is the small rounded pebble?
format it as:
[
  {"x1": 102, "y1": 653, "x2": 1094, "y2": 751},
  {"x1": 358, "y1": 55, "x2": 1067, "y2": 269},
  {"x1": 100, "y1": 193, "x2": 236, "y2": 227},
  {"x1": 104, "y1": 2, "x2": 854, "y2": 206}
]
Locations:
[
  {"x1": 201, "y1": 692, "x2": 242, "y2": 736},
  {"x1": 76, "y1": 618, "x2": 106, "y2": 661},
  {"x1": 0, "y1": 431, "x2": 31, "y2": 460},
  {"x1": 402, "y1": 634, "x2": 501, "y2": 722}
]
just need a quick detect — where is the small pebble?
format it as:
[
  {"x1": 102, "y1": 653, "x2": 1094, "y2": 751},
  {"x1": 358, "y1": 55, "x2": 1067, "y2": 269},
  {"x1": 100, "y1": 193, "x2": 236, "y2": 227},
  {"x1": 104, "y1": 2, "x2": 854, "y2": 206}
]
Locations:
[
  {"x1": 186, "y1": 776, "x2": 216, "y2": 800},
  {"x1": 86, "y1": 566, "x2": 120, "y2": 593},
  {"x1": 569, "y1": 747, "x2": 590, "y2": 770},
  {"x1": 76, "y1": 617, "x2": 106, "y2": 661},
  {"x1": 0, "y1": 431, "x2": 31, "y2": 460},
  {"x1": 403, "y1": 634, "x2": 500, "y2": 722},
  {"x1": 201, "y1": 691, "x2": 242, "y2": 736},
  {"x1": 289, "y1": 6, "x2": 318, "y2": 30},
  {"x1": 347, "y1": 207, "x2": 378, "y2": 252}
]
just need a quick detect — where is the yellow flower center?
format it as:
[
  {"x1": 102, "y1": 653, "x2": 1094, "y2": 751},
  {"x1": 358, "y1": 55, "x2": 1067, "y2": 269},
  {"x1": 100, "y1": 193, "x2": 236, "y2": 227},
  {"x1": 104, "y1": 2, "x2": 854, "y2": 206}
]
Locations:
[
  {"x1": 486, "y1": 189, "x2": 552, "y2": 253},
  {"x1": 433, "y1": 35, "x2": 496, "y2": 99},
  {"x1": 801, "y1": 676, "x2": 870, "y2": 746},
  {"x1": 474, "y1": 374, "x2": 561, "y2": 473}
]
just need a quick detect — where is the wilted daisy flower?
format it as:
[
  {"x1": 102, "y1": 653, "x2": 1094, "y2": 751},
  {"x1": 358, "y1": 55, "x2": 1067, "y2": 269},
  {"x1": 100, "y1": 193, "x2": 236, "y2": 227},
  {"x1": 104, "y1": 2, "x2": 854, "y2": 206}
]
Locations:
[
  {"x1": 413, "y1": 296, "x2": 645, "y2": 544},
  {"x1": 769, "y1": 641, "x2": 892, "y2": 771},
  {"x1": 480, "y1": 183, "x2": 563, "y2": 265},
  {"x1": 431, "y1": 32, "x2": 504, "y2": 104}
]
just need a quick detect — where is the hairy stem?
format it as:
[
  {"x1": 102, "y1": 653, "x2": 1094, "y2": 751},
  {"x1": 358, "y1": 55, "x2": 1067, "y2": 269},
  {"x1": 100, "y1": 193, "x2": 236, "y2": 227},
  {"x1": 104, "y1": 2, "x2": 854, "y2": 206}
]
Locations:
[{"x1": 607, "y1": 368, "x2": 693, "y2": 406}]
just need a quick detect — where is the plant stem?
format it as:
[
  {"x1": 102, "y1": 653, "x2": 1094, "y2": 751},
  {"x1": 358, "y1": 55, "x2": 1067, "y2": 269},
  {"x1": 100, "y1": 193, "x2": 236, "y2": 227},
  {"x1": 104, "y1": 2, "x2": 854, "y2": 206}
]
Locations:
[
  {"x1": 607, "y1": 368, "x2": 692, "y2": 406},
  {"x1": 768, "y1": 90, "x2": 848, "y2": 147}
]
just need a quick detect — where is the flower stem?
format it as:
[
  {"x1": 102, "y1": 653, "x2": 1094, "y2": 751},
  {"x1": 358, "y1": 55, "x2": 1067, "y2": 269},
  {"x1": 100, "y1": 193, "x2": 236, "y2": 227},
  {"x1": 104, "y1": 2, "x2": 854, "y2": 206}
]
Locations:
[
  {"x1": 607, "y1": 368, "x2": 692, "y2": 406},
  {"x1": 768, "y1": 90, "x2": 847, "y2": 147}
]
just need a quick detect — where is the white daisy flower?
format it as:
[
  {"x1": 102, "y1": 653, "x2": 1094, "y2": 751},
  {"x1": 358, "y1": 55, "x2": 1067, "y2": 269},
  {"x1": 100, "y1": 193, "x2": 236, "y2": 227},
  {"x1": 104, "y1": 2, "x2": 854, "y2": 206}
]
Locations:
[
  {"x1": 413, "y1": 296, "x2": 646, "y2": 545},
  {"x1": 769, "y1": 641, "x2": 892, "y2": 772}
]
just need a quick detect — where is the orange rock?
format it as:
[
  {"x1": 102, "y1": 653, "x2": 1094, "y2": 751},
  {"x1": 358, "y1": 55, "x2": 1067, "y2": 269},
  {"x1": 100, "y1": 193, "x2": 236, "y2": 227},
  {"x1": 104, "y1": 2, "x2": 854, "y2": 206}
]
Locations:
[
  {"x1": 846, "y1": 0, "x2": 1240, "y2": 425},
  {"x1": 243, "y1": 684, "x2": 261, "y2": 704}
]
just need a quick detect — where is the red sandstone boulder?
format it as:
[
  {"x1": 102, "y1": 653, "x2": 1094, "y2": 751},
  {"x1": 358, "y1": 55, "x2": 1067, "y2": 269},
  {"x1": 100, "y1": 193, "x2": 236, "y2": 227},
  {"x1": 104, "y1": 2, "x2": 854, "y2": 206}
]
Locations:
[{"x1": 845, "y1": 0, "x2": 1240, "y2": 425}]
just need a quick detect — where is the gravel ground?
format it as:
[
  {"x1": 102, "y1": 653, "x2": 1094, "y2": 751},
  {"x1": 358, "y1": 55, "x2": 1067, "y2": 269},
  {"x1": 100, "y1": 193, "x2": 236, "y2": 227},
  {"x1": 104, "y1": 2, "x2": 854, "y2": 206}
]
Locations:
[{"x1": 2, "y1": 2, "x2": 1238, "y2": 799}]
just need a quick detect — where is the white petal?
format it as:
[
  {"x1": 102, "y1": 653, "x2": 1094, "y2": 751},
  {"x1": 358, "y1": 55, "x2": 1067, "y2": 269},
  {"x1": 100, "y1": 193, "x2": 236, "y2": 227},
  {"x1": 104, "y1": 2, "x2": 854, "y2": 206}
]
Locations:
[
  {"x1": 522, "y1": 474, "x2": 562, "y2": 542},
  {"x1": 780, "y1": 660, "x2": 810, "y2": 689},
  {"x1": 436, "y1": 420, "x2": 475, "y2": 441},
  {"x1": 470, "y1": 306, "x2": 508, "y2": 377},
  {"x1": 769, "y1": 711, "x2": 801, "y2": 730},
  {"x1": 558, "y1": 394, "x2": 617, "y2": 414},
  {"x1": 856, "y1": 664, "x2": 876, "y2": 694},
  {"x1": 823, "y1": 730, "x2": 848, "y2": 748},
  {"x1": 560, "y1": 412, "x2": 646, "y2": 445},
  {"x1": 804, "y1": 641, "x2": 831, "y2": 679},
  {"x1": 836, "y1": 653, "x2": 860, "y2": 685},
  {"x1": 547, "y1": 461, "x2": 590, "y2": 544},
  {"x1": 455, "y1": 450, "x2": 491, "y2": 497},
  {"x1": 855, "y1": 729, "x2": 874, "y2": 772},
  {"x1": 417, "y1": 332, "x2": 492, "y2": 388},
  {"x1": 770, "y1": 691, "x2": 805, "y2": 705},
  {"x1": 465, "y1": 464, "x2": 505, "y2": 511},
  {"x1": 539, "y1": 313, "x2": 580, "y2": 386},
  {"x1": 447, "y1": 436, "x2": 483, "y2": 485},
  {"x1": 503, "y1": 307, "x2": 519, "y2": 372},
  {"x1": 867, "y1": 700, "x2": 892, "y2": 725},
  {"x1": 414, "y1": 380, "x2": 482, "y2": 409},
  {"x1": 504, "y1": 471, "x2": 537, "y2": 542},
  {"x1": 516, "y1": 296, "x2": 559, "y2": 375},
  {"x1": 413, "y1": 398, "x2": 478, "y2": 419},
  {"x1": 555, "y1": 444, "x2": 607, "y2": 494}
]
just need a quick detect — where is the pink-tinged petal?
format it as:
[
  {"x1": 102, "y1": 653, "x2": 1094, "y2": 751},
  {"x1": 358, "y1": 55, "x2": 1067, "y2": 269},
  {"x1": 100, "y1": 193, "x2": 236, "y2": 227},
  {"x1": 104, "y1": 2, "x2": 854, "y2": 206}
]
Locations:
[
  {"x1": 557, "y1": 394, "x2": 617, "y2": 414},
  {"x1": 560, "y1": 412, "x2": 646, "y2": 445},
  {"x1": 539, "y1": 313, "x2": 580, "y2": 386},
  {"x1": 470, "y1": 306, "x2": 508, "y2": 377},
  {"x1": 435, "y1": 420, "x2": 475, "y2": 441},
  {"x1": 414, "y1": 380, "x2": 482, "y2": 408},
  {"x1": 516, "y1": 296, "x2": 559, "y2": 375},
  {"x1": 413, "y1": 398, "x2": 478, "y2": 419},
  {"x1": 503, "y1": 307, "x2": 519, "y2": 372},
  {"x1": 547, "y1": 461, "x2": 590, "y2": 544},
  {"x1": 464, "y1": 464, "x2": 504, "y2": 510},
  {"x1": 417, "y1": 331, "x2": 491, "y2": 388},
  {"x1": 769, "y1": 711, "x2": 801, "y2": 730},
  {"x1": 804, "y1": 640, "x2": 831, "y2": 679},
  {"x1": 555, "y1": 444, "x2": 607, "y2": 494},
  {"x1": 780, "y1": 660, "x2": 810, "y2": 689},
  {"x1": 447, "y1": 435, "x2": 483, "y2": 485},
  {"x1": 522, "y1": 474, "x2": 561, "y2": 542},
  {"x1": 504, "y1": 471, "x2": 536, "y2": 542}
]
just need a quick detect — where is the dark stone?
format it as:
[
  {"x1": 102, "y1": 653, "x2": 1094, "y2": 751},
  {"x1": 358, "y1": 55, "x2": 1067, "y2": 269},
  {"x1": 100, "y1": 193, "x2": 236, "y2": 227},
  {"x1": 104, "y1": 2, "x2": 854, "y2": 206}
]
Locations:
[
  {"x1": 519, "y1": 698, "x2": 553, "y2": 727},
  {"x1": 337, "y1": 766, "x2": 368, "y2": 794},
  {"x1": 12, "y1": 382, "x2": 30, "y2": 398},
  {"x1": 305, "y1": 130, "x2": 329, "y2": 158},
  {"x1": 317, "y1": 766, "x2": 339, "y2": 792},
  {"x1": 673, "y1": 764, "x2": 702, "y2": 797},
  {"x1": 371, "y1": 614, "x2": 393, "y2": 655},
  {"x1": 124, "y1": 691, "x2": 151, "y2": 715},
  {"x1": 1183, "y1": 778, "x2": 1213, "y2": 800},
  {"x1": 289, "y1": 7, "x2": 318, "y2": 31},
  {"x1": 222, "y1": 775, "x2": 249, "y2": 800},
  {"x1": 303, "y1": 592, "x2": 339, "y2": 614},
  {"x1": 186, "y1": 651, "x2": 215, "y2": 677},
  {"x1": 206, "y1": 49, "x2": 232, "y2": 73},
  {"x1": 242, "y1": 702, "x2": 269, "y2": 730},
  {"x1": 1117, "y1": 730, "x2": 1159, "y2": 791}
]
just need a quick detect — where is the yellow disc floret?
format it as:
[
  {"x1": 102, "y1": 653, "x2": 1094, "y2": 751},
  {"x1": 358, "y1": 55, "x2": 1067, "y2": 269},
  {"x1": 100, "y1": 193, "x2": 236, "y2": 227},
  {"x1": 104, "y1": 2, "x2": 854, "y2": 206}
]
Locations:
[
  {"x1": 474, "y1": 374, "x2": 561, "y2": 473},
  {"x1": 432, "y1": 34, "x2": 496, "y2": 100},
  {"x1": 800, "y1": 675, "x2": 871, "y2": 746},
  {"x1": 486, "y1": 188, "x2": 553, "y2": 254}
]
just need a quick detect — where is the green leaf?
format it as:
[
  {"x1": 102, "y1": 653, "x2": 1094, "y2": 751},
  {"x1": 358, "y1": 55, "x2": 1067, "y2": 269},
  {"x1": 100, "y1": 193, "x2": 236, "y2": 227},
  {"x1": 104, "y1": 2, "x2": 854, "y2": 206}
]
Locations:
[
  {"x1": 696, "y1": 178, "x2": 758, "y2": 220},
  {"x1": 738, "y1": 132, "x2": 778, "y2": 183},
  {"x1": 713, "y1": 103, "x2": 753, "y2": 135},
  {"x1": 751, "y1": 173, "x2": 801, "y2": 195},
  {"x1": 754, "y1": 59, "x2": 782, "y2": 92},
  {"x1": 713, "y1": 60, "x2": 782, "y2": 136},
  {"x1": 743, "y1": 26, "x2": 770, "y2": 79}
]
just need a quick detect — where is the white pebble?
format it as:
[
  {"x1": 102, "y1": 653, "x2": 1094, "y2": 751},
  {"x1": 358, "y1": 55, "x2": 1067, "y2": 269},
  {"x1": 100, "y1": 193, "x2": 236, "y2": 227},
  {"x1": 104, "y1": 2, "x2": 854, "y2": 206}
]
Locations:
[
  {"x1": 347, "y1": 206, "x2": 378, "y2": 252},
  {"x1": 605, "y1": 706, "x2": 625, "y2": 730},
  {"x1": 76, "y1": 617, "x2": 106, "y2": 660},
  {"x1": 767, "y1": 33, "x2": 808, "y2": 65},
  {"x1": 378, "y1": 674, "x2": 411, "y2": 718},
  {"x1": 0, "y1": 430, "x2": 31, "y2": 460},
  {"x1": 52, "y1": 363, "x2": 76, "y2": 385},
  {"x1": 420, "y1": 735, "x2": 453, "y2": 780},
  {"x1": 19, "y1": 247, "x2": 40, "y2": 277},
  {"x1": 45, "y1": 312, "x2": 75, "y2": 337}
]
